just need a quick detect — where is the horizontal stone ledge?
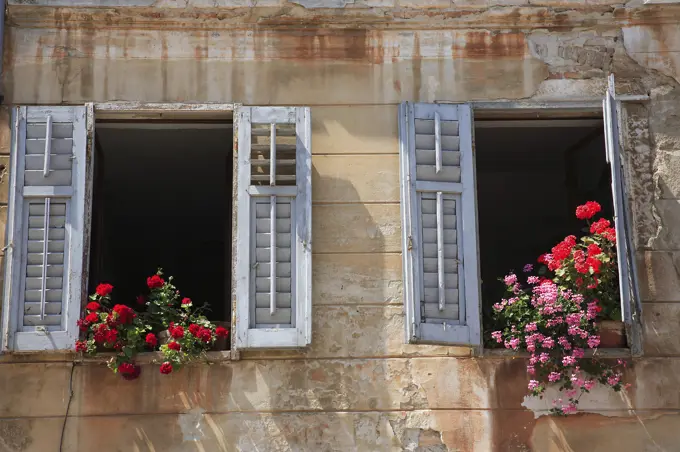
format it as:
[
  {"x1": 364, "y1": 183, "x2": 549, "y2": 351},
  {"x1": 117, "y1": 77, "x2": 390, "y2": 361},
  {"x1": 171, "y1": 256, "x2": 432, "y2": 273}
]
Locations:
[{"x1": 3, "y1": 409, "x2": 679, "y2": 452}]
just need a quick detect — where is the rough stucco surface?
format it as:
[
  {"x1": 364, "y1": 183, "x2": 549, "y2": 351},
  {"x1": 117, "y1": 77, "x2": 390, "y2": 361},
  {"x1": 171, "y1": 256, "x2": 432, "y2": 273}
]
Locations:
[{"x1": 1, "y1": 2, "x2": 680, "y2": 451}]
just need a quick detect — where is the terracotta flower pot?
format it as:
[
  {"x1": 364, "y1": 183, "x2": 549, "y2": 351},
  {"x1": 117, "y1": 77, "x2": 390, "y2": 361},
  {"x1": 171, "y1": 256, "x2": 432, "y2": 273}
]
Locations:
[
  {"x1": 211, "y1": 321, "x2": 230, "y2": 351},
  {"x1": 597, "y1": 320, "x2": 627, "y2": 348}
]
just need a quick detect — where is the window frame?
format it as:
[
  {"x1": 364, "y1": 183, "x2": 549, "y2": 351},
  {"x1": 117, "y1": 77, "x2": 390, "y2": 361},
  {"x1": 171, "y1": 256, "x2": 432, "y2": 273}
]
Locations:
[
  {"x1": 1, "y1": 102, "x2": 242, "y2": 353},
  {"x1": 401, "y1": 100, "x2": 643, "y2": 353}
]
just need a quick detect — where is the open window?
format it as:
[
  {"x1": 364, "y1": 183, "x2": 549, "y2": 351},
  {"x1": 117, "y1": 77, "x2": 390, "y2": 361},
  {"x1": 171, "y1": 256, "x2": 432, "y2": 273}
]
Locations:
[
  {"x1": 399, "y1": 98, "x2": 641, "y2": 349},
  {"x1": 1, "y1": 104, "x2": 313, "y2": 352}
]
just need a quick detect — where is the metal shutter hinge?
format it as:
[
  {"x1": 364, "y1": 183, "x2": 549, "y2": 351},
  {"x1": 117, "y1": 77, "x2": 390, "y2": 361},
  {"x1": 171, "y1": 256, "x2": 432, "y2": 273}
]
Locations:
[{"x1": 407, "y1": 235, "x2": 413, "y2": 251}]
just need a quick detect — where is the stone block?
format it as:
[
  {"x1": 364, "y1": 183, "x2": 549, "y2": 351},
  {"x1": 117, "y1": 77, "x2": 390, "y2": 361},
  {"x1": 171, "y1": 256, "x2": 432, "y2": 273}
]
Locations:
[
  {"x1": 649, "y1": 201, "x2": 680, "y2": 250},
  {"x1": 632, "y1": 358, "x2": 680, "y2": 410},
  {"x1": 313, "y1": 203, "x2": 401, "y2": 253},
  {"x1": 312, "y1": 155, "x2": 400, "y2": 203},
  {"x1": 243, "y1": 305, "x2": 471, "y2": 359},
  {"x1": 312, "y1": 106, "x2": 399, "y2": 155},
  {"x1": 637, "y1": 252, "x2": 680, "y2": 302},
  {"x1": 531, "y1": 411, "x2": 680, "y2": 452},
  {"x1": 642, "y1": 303, "x2": 680, "y2": 355},
  {"x1": 0, "y1": 417, "x2": 64, "y2": 452},
  {"x1": 312, "y1": 253, "x2": 402, "y2": 305},
  {"x1": 0, "y1": 363, "x2": 72, "y2": 417}
]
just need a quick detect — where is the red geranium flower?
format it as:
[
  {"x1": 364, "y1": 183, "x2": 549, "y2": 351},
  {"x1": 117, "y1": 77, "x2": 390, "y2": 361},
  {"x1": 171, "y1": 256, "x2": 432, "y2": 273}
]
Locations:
[
  {"x1": 160, "y1": 362, "x2": 173, "y2": 374},
  {"x1": 85, "y1": 312, "x2": 99, "y2": 324},
  {"x1": 170, "y1": 325, "x2": 184, "y2": 339},
  {"x1": 575, "y1": 201, "x2": 601, "y2": 220},
  {"x1": 590, "y1": 218, "x2": 611, "y2": 234},
  {"x1": 86, "y1": 302, "x2": 101, "y2": 311},
  {"x1": 118, "y1": 362, "x2": 141, "y2": 380},
  {"x1": 113, "y1": 304, "x2": 136, "y2": 324},
  {"x1": 147, "y1": 275, "x2": 165, "y2": 289},
  {"x1": 145, "y1": 333, "x2": 158, "y2": 348},
  {"x1": 197, "y1": 327, "x2": 212, "y2": 343},
  {"x1": 188, "y1": 324, "x2": 201, "y2": 337},
  {"x1": 587, "y1": 243, "x2": 602, "y2": 257},
  {"x1": 104, "y1": 328, "x2": 118, "y2": 344},
  {"x1": 77, "y1": 319, "x2": 88, "y2": 332},
  {"x1": 601, "y1": 227, "x2": 616, "y2": 243},
  {"x1": 181, "y1": 297, "x2": 192, "y2": 306},
  {"x1": 96, "y1": 283, "x2": 114, "y2": 297},
  {"x1": 75, "y1": 340, "x2": 88, "y2": 352},
  {"x1": 168, "y1": 341, "x2": 181, "y2": 351},
  {"x1": 215, "y1": 326, "x2": 229, "y2": 338}
]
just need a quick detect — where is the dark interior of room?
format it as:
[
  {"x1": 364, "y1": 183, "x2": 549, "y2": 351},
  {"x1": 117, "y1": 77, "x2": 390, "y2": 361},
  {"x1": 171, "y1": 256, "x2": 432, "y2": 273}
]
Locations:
[
  {"x1": 474, "y1": 118, "x2": 614, "y2": 328},
  {"x1": 89, "y1": 124, "x2": 232, "y2": 321}
]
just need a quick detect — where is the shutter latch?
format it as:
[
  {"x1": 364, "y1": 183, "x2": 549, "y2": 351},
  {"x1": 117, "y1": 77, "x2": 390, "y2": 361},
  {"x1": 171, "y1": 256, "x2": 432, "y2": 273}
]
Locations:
[
  {"x1": 407, "y1": 235, "x2": 413, "y2": 251},
  {"x1": 36, "y1": 326, "x2": 48, "y2": 335}
]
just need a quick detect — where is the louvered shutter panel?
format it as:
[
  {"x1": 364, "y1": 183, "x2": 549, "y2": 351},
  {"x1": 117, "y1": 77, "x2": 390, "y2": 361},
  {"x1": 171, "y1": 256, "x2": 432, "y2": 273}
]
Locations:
[
  {"x1": 603, "y1": 75, "x2": 641, "y2": 353},
  {"x1": 235, "y1": 106, "x2": 311, "y2": 349},
  {"x1": 1, "y1": 107, "x2": 88, "y2": 351},
  {"x1": 399, "y1": 102, "x2": 481, "y2": 345}
]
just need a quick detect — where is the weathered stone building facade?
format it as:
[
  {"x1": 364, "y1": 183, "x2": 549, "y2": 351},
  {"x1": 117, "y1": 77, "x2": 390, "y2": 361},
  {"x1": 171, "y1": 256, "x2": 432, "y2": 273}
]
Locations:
[{"x1": 1, "y1": 0, "x2": 680, "y2": 451}]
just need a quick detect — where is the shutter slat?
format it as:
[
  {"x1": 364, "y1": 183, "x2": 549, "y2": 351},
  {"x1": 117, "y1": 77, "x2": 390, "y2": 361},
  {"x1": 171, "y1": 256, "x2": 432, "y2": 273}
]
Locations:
[
  {"x1": 415, "y1": 135, "x2": 460, "y2": 152},
  {"x1": 255, "y1": 263, "x2": 292, "y2": 278},
  {"x1": 27, "y1": 240, "x2": 65, "y2": 253},
  {"x1": 423, "y1": 302, "x2": 459, "y2": 320},
  {"x1": 254, "y1": 308, "x2": 292, "y2": 325},
  {"x1": 255, "y1": 247, "x2": 292, "y2": 262},
  {"x1": 256, "y1": 233, "x2": 292, "y2": 248},
  {"x1": 255, "y1": 218, "x2": 291, "y2": 233},
  {"x1": 24, "y1": 302, "x2": 62, "y2": 315},
  {"x1": 25, "y1": 155, "x2": 72, "y2": 171},
  {"x1": 423, "y1": 258, "x2": 458, "y2": 274},
  {"x1": 416, "y1": 165, "x2": 461, "y2": 183},
  {"x1": 25, "y1": 277, "x2": 63, "y2": 290},
  {"x1": 415, "y1": 119, "x2": 459, "y2": 135},
  {"x1": 416, "y1": 149, "x2": 461, "y2": 167},
  {"x1": 421, "y1": 213, "x2": 456, "y2": 229},
  {"x1": 26, "y1": 264, "x2": 64, "y2": 278},
  {"x1": 256, "y1": 292, "x2": 292, "y2": 308},
  {"x1": 26, "y1": 124, "x2": 72, "y2": 139},
  {"x1": 24, "y1": 170, "x2": 72, "y2": 187},
  {"x1": 23, "y1": 315, "x2": 62, "y2": 326},
  {"x1": 28, "y1": 215, "x2": 66, "y2": 228},
  {"x1": 422, "y1": 228, "x2": 456, "y2": 244},
  {"x1": 28, "y1": 228, "x2": 66, "y2": 240},
  {"x1": 25, "y1": 138, "x2": 73, "y2": 155},
  {"x1": 256, "y1": 277, "x2": 292, "y2": 293},
  {"x1": 423, "y1": 272, "x2": 458, "y2": 289},
  {"x1": 24, "y1": 289, "x2": 63, "y2": 303}
]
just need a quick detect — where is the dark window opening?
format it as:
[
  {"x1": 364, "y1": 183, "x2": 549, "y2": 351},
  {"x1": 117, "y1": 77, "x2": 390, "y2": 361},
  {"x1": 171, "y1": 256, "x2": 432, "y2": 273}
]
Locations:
[
  {"x1": 88, "y1": 123, "x2": 233, "y2": 322},
  {"x1": 474, "y1": 118, "x2": 615, "y2": 332}
]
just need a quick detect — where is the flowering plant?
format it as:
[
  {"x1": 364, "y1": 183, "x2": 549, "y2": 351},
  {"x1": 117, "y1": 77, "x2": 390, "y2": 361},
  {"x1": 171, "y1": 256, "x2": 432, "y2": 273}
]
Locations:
[
  {"x1": 76, "y1": 270, "x2": 229, "y2": 380},
  {"x1": 489, "y1": 201, "x2": 628, "y2": 415}
]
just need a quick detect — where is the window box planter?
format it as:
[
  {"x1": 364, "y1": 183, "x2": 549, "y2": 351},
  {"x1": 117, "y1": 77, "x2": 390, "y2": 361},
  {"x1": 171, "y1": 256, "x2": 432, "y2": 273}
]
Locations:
[{"x1": 597, "y1": 320, "x2": 626, "y2": 349}]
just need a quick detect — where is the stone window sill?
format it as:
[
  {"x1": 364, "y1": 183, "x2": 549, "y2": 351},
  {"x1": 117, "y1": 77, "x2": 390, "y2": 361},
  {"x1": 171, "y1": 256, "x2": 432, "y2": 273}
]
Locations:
[
  {"x1": 482, "y1": 347, "x2": 632, "y2": 358},
  {"x1": 0, "y1": 350, "x2": 239, "y2": 364}
]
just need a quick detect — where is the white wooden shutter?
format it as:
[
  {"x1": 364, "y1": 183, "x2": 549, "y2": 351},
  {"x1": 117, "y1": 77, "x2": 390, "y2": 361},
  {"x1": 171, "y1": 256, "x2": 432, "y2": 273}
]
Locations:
[
  {"x1": 603, "y1": 75, "x2": 642, "y2": 353},
  {"x1": 235, "y1": 106, "x2": 311, "y2": 348},
  {"x1": 1, "y1": 106, "x2": 89, "y2": 351},
  {"x1": 399, "y1": 102, "x2": 481, "y2": 345}
]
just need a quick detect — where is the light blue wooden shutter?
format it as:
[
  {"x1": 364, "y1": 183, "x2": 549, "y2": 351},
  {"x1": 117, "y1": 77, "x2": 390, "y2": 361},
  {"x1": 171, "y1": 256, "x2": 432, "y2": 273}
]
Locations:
[
  {"x1": 1, "y1": 107, "x2": 88, "y2": 351},
  {"x1": 399, "y1": 102, "x2": 481, "y2": 345},
  {"x1": 603, "y1": 75, "x2": 642, "y2": 353},
  {"x1": 235, "y1": 107, "x2": 312, "y2": 349}
]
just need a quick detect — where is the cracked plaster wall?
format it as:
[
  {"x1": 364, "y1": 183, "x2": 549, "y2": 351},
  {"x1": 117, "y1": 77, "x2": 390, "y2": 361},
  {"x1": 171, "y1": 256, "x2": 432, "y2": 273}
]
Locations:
[{"x1": 1, "y1": 2, "x2": 680, "y2": 452}]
